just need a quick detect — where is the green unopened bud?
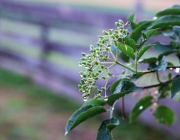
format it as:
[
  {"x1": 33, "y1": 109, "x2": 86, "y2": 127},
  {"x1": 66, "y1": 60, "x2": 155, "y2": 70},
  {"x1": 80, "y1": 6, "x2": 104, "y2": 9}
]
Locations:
[
  {"x1": 104, "y1": 31, "x2": 109, "y2": 35},
  {"x1": 102, "y1": 77, "x2": 106, "y2": 80},
  {"x1": 108, "y1": 72, "x2": 113, "y2": 76},
  {"x1": 82, "y1": 93, "x2": 90, "y2": 98},
  {"x1": 94, "y1": 94, "x2": 102, "y2": 99},
  {"x1": 122, "y1": 70, "x2": 125, "y2": 75},
  {"x1": 95, "y1": 77, "x2": 98, "y2": 80},
  {"x1": 98, "y1": 90, "x2": 102, "y2": 93},
  {"x1": 81, "y1": 52, "x2": 86, "y2": 56},
  {"x1": 115, "y1": 22, "x2": 120, "y2": 26},
  {"x1": 118, "y1": 19, "x2": 124, "y2": 25},
  {"x1": 101, "y1": 87, "x2": 106, "y2": 91},
  {"x1": 95, "y1": 61, "x2": 99, "y2": 65}
]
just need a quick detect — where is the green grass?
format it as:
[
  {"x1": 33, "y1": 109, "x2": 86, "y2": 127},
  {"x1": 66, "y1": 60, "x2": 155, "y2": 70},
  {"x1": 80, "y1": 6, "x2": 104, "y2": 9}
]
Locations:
[
  {"x1": 0, "y1": 67, "x2": 179, "y2": 140},
  {"x1": 0, "y1": 68, "x2": 80, "y2": 112}
]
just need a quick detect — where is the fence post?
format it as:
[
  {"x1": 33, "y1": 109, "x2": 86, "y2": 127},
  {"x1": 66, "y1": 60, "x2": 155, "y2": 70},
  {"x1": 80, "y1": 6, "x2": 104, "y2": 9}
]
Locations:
[{"x1": 39, "y1": 24, "x2": 51, "y2": 75}]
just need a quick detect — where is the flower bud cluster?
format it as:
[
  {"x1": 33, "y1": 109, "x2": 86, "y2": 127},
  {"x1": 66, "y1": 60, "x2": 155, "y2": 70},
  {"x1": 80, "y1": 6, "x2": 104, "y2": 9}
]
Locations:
[{"x1": 78, "y1": 20, "x2": 130, "y2": 101}]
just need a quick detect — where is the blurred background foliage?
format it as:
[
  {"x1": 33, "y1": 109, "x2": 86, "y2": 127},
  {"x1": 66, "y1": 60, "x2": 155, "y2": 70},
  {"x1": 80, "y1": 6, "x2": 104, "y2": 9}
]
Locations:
[{"x1": 0, "y1": 0, "x2": 180, "y2": 140}]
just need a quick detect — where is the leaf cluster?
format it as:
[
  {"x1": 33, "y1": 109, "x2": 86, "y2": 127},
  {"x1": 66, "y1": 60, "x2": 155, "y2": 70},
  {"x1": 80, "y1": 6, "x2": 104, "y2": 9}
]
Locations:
[{"x1": 65, "y1": 5, "x2": 180, "y2": 139}]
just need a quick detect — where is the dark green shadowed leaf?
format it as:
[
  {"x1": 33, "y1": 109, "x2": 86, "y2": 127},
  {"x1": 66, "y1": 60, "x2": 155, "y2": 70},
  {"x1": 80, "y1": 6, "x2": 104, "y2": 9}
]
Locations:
[
  {"x1": 131, "y1": 73, "x2": 144, "y2": 81},
  {"x1": 96, "y1": 118, "x2": 119, "y2": 140},
  {"x1": 173, "y1": 26, "x2": 180, "y2": 35},
  {"x1": 110, "y1": 79, "x2": 141, "y2": 94},
  {"x1": 137, "y1": 44, "x2": 152, "y2": 60},
  {"x1": 106, "y1": 91, "x2": 130, "y2": 106},
  {"x1": 120, "y1": 52, "x2": 130, "y2": 62},
  {"x1": 158, "y1": 83, "x2": 171, "y2": 99},
  {"x1": 158, "y1": 51, "x2": 176, "y2": 60},
  {"x1": 131, "y1": 21, "x2": 152, "y2": 41},
  {"x1": 156, "y1": 8, "x2": 180, "y2": 18},
  {"x1": 65, "y1": 105, "x2": 106, "y2": 135},
  {"x1": 171, "y1": 77, "x2": 180, "y2": 98},
  {"x1": 139, "y1": 57, "x2": 158, "y2": 64},
  {"x1": 116, "y1": 42, "x2": 135, "y2": 60},
  {"x1": 153, "y1": 42, "x2": 176, "y2": 53},
  {"x1": 149, "y1": 15, "x2": 180, "y2": 29},
  {"x1": 154, "y1": 105, "x2": 175, "y2": 126},
  {"x1": 127, "y1": 13, "x2": 137, "y2": 30},
  {"x1": 149, "y1": 56, "x2": 167, "y2": 71},
  {"x1": 107, "y1": 79, "x2": 141, "y2": 106},
  {"x1": 162, "y1": 32, "x2": 177, "y2": 40},
  {"x1": 129, "y1": 95, "x2": 153, "y2": 123}
]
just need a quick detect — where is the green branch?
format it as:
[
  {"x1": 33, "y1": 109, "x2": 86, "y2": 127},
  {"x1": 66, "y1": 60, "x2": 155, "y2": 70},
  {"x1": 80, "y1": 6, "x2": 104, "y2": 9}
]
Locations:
[{"x1": 115, "y1": 61, "x2": 136, "y2": 73}]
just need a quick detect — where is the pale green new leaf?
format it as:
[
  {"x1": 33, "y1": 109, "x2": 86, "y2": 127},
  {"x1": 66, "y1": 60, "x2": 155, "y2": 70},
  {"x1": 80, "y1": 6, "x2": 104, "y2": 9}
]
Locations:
[
  {"x1": 129, "y1": 95, "x2": 153, "y2": 123},
  {"x1": 154, "y1": 105, "x2": 175, "y2": 126},
  {"x1": 116, "y1": 42, "x2": 135, "y2": 60}
]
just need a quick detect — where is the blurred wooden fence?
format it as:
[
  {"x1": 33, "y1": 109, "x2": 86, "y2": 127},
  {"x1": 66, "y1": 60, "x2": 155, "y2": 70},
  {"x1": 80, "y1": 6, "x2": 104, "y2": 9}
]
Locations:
[{"x1": 0, "y1": 0, "x2": 126, "y2": 99}]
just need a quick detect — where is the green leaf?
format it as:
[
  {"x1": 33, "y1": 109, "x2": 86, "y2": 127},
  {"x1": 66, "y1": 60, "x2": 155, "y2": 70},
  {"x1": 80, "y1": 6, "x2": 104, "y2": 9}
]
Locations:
[
  {"x1": 156, "y1": 8, "x2": 180, "y2": 17},
  {"x1": 154, "y1": 105, "x2": 175, "y2": 126},
  {"x1": 149, "y1": 15, "x2": 180, "y2": 29},
  {"x1": 107, "y1": 79, "x2": 141, "y2": 106},
  {"x1": 110, "y1": 79, "x2": 141, "y2": 94},
  {"x1": 137, "y1": 44, "x2": 152, "y2": 60},
  {"x1": 131, "y1": 73, "x2": 144, "y2": 81},
  {"x1": 129, "y1": 95, "x2": 153, "y2": 123},
  {"x1": 127, "y1": 13, "x2": 137, "y2": 30},
  {"x1": 158, "y1": 83, "x2": 171, "y2": 99},
  {"x1": 111, "y1": 43, "x2": 130, "y2": 62},
  {"x1": 106, "y1": 91, "x2": 130, "y2": 106},
  {"x1": 149, "y1": 56, "x2": 167, "y2": 71},
  {"x1": 143, "y1": 28, "x2": 159, "y2": 40},
  {"x1": 120, "y1": 52, "x2": 130, "y2": 63},
  {"x1": 124, "y1": 37, "x2": 136, "y2": 51},
  {"x1": 137, "y1": 29, "x2": 158, "y2": 48},
  {"x1": 65, "y1": 105, "x2": 106, "y2": 135},
  {"x1": 139, "y1": 57, "x2": 158, "y2": 64},
  {"x1": 131, "y1": 21, "x2": 152, "y2": 41},
  {"x1": 171, "y1": 77, "x2": 180, "y2": 98},
  {"x1": 153, "y1": 42, "x2": 176, "y2": 53},
  {"x1": 96, "y1": 118, "x2": 119, "y2": 140},
  {"x1": 83, "y1": 98, "x2": 106, "y2": 107},
  {"x1": 116, "y1": 42, "x2": 135, "y2": 60}
]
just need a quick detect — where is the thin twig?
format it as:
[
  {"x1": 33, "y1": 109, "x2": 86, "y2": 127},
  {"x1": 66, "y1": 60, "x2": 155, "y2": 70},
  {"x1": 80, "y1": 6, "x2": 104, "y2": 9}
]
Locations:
[
  {"x1": 122, "y1": 96, "x2": 126, "y2": 119},
  {"x1": 142, "y1": 74, "x2": 180, "y2": 89},
  {"x1": 156, "y1": 71, "x2": 162, "y2": 83}
]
